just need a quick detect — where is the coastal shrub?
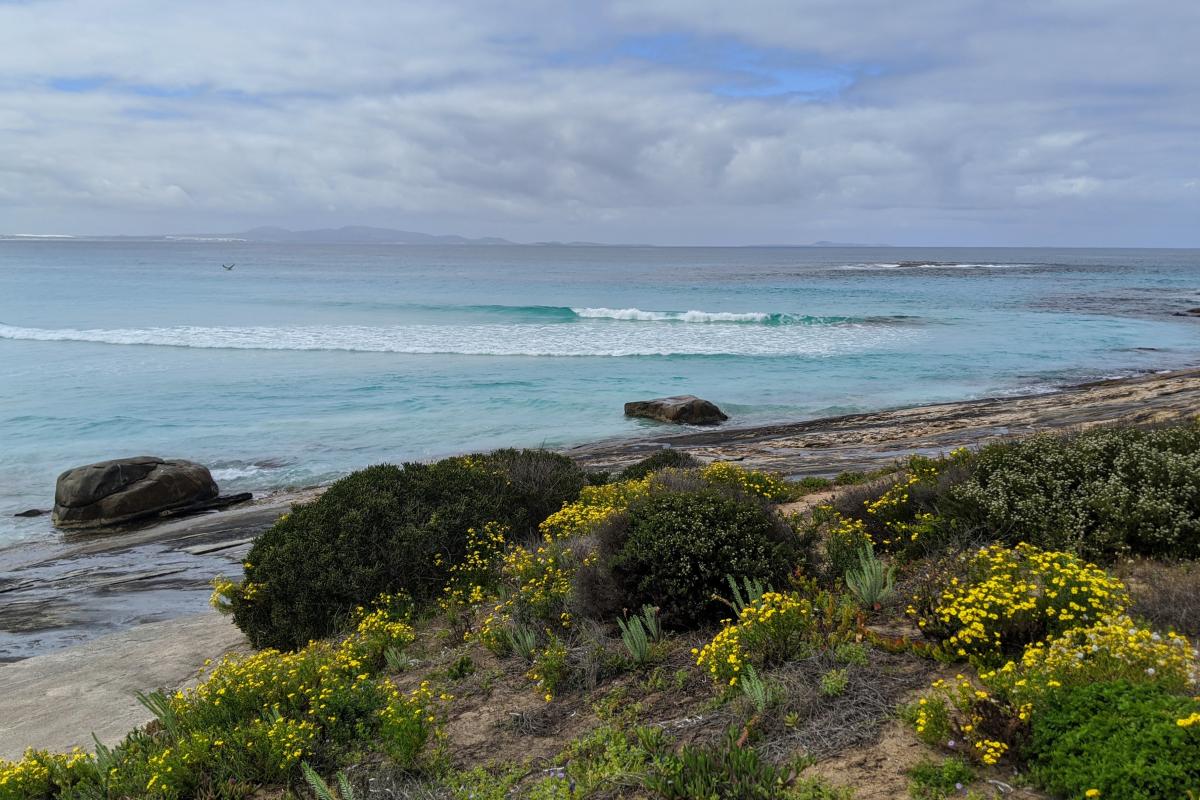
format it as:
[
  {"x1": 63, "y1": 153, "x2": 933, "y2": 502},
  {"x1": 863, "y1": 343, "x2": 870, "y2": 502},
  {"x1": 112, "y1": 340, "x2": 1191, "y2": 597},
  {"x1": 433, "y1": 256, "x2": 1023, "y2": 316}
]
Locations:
[
  {"x1": 700, "y1": 461, "x2": 798, "y2": 502},
  {"x1": 232, "y1": 458, "x2": 526, "y2": 649},
  {"x1": 538, "y1": 476, "x2": 650, "y2": 539},
  {"x1": 906, "y1": 757, "x2": 975, "y2": 800},
  {"x1": 482, "y1": 448, "x2": 587, "y2": 538},
  {"x1": 618, "y1": 449, "x2": 700, "y2": 481},
  {"x1": 0, "y1": 600, "x2": 438, "y2": 800},
  {"x1": 575, "y1": 485, "x2": 801, "y2": 629},
  {"x1": 694, "y1": 589, "x2": 859, "y2": 685},
  {"x1": 909, "y1": 543, "x2": 1129, "y2": 661},
  {"x1": 821, "y1": 509, "x2": 874, "y2": 580},
  {"x1": 936, "y1": 423, "x2": 1200, "y2": 560},
  {"x1": 979, "y1": 614, "x2": 1197, "y2": 708},
  {"x1": 1025, "y1": 681, "x2": 1200, "y2": 800}
]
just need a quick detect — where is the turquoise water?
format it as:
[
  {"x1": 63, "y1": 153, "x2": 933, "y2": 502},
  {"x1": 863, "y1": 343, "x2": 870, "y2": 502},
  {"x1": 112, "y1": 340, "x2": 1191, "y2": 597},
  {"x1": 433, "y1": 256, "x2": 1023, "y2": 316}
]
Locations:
[{"x1": 2, "y1": 242, "x2": 1198, "y2": 547}]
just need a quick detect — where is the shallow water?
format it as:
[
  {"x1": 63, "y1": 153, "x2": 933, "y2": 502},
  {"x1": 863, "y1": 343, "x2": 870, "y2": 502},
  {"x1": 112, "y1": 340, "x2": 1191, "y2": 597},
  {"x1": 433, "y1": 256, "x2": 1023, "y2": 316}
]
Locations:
[{"x1": 2, "y1": 242, "x2": 1198, "y2": 547}]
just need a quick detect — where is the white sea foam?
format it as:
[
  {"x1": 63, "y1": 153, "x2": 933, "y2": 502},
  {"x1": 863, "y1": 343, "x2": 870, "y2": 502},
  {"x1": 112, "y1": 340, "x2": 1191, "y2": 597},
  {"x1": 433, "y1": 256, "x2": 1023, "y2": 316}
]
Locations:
[
  {"x1": 571, "y1": 307, "x2": 773, "y2": 323},
  {"x1": 0, "y1": 320, "x2": 915, "y2": 358},
  {"x1": 839, "y1": 262, "x2": 1035, "y2": 271},
  {"x1": 210, "y1": 465, "x2": 264, "y2": 481}
]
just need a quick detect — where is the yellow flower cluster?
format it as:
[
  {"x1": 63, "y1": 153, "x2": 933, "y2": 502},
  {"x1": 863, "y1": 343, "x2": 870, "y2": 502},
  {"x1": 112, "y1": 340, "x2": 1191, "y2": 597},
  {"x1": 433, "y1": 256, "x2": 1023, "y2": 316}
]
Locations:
[
  {"x1": 539, "y1": 477, "x2": 649, "y2": 539},
  {"x1": 700, "y1": 462, "x2": 795, "y2": 502},
  {"x1": 917, "y1": 543, "x2": 1128, "y2": 660},
  {"x1": 0, "y1": 749, "x2": 89, "y2": 798},
  {"x1": 0, "y1": 598, "x2": 435, "y2": 800},
  {"x1": 527, "y1": 636, "x2": 569, "y2": 702},
  {"x1": 694, "y1": 590, "x2": 857, "y2": 686},
  {"x1": 479, "y1": 534, "x2": 581, "y2": 654},
  {"x1": 439, "y1": 522, "x2": 509, "y2": 626},
  {"x1": 980, "y1": 614, "x2": 1197, "y2": 705},
  {"x1": 209, "y1": 575, "x2": 239, "y2": 613},
  {"x1": 914, "y1": 675, "x2": 1010, "y2": 765},
  {"x1": 865, "y1": 474, "x2": 918, "y2": 517},
  {"x1": 824, "y1": 511, "x2": 874, "y2": 572},
  {"x1": 1178, "y1": 712, "x2": 1200, "y2": 728}
]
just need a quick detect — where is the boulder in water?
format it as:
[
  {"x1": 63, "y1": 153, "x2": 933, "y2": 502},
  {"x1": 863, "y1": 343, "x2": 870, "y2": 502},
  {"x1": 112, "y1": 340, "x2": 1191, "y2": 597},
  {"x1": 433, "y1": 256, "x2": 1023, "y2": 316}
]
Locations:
[
  {"x1": 52, "y1": 456, "x2": 219, "y2": 529},
  {"x1": 624, "y1": 395, "x2": 728, "y2": 425}
]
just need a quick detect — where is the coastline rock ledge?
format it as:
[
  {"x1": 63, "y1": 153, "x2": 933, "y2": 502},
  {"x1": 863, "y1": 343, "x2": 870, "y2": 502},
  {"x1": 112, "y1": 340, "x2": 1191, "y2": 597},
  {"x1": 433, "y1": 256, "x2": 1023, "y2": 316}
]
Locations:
[
  {"x1": 52, "y1": 456, "x2": 219, "y2": 530},
  {"x1": 624, "y1": 395, "x2": 729, "y2": 425}
]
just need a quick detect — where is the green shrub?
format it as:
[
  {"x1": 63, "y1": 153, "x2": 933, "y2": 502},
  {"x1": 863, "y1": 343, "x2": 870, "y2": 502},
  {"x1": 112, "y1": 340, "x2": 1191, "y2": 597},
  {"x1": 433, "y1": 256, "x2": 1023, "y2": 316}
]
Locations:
[
  {"x1": 234, "y1": 458, "x2": 521, "y2": 650},
  {"x1": 939, "y1": 424, "x2": 1200, "y2": 560},
  {"x1": 820, "y1": 668, "x2": 849, "y2": 697},
  {"x1": 618, "y1": 449, "x2": 701, "y2": 481},
  {"x1": 482, "y1": 448, "x2": 587, "y2": 537},
  {"x1": 577, "y1": 486, "x2": 801, "y2": 629},
  {"x1": 644, "y1": 728, "x2": 799, "y2": 800},
  {"x1": 1026, "y1": 681, "x2": 1200, "y2": 800},
  {"x1": 797, "y1": 475, "x2": 833, "y2": 492},
  {"x1": 906, "y1": 757, "x2": 974, "y2": 800}
]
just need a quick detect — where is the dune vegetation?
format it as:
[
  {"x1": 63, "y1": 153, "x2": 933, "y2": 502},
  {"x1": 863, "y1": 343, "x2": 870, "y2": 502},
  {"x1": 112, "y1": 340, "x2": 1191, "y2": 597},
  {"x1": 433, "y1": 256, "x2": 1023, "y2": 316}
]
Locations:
[{"x1": 3, "y1": 426, "x2": 1200, "y2": 800}]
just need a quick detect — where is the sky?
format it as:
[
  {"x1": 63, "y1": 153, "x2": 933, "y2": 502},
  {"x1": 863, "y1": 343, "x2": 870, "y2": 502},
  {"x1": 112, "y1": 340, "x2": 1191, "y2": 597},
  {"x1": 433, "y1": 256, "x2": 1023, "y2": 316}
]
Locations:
[{"x1": 0, "y1": 0, "x2": 1198, "y2": 246}]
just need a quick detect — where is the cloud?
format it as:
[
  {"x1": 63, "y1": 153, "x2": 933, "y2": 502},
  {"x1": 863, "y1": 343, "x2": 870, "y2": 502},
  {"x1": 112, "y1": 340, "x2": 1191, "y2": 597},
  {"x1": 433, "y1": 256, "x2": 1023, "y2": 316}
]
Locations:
[{"x1": 0, "y1": 0, "x2": 1196, "y2": 244}]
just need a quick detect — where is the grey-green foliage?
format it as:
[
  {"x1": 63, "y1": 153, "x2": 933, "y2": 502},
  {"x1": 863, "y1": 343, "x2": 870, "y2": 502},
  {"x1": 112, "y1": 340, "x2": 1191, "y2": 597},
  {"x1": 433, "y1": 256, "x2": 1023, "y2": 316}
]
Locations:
[
  {"x1": 301, "y1": 761, "x2": 358, "y2": 800},
  {"x1": 506, "y1": 624, "x2": 538, "y2": 662},
  {"x1": 938, "y1": 424, "x2": 1200, "y2": 560},
  {"x1": 726, "y1": 574, "x2": 769, "y2": 614},
  {"x1": 844, "y1": 541, "x2": 895, "y2": 608},
  {"x1": 618, "y1": 605, "x2": 663, "y2": 665},
  {"x1": 740, "y1": 664, "x2": 770, "y2": 715},
  {"x1": 135, "y1": 690, "x2": 181, "y2": 740}
]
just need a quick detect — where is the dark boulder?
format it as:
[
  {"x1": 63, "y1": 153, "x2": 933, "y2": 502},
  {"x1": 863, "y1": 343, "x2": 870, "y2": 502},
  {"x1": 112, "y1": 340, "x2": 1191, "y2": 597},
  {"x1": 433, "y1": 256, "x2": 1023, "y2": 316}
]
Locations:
[
  {"x1": 624, "y1": 395, "x2": 728, "y2": 425},
  {"x1": 52, "y1": 456, "x2": 219, "y2": 529}
]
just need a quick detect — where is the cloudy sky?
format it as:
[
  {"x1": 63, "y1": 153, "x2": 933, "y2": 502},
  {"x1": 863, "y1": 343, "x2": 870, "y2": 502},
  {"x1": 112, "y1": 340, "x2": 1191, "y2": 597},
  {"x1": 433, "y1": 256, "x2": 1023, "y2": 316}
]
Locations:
[{"x1": 1, "y1": 1, "x2": 1197, "y2": 245}]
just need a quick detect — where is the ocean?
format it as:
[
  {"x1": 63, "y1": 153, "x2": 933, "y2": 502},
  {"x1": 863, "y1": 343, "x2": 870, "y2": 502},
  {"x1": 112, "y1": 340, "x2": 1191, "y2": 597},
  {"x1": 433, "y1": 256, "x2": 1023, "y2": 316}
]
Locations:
[{"x1": 2, "y1": 241, "x2": 1198, "y2": 549}]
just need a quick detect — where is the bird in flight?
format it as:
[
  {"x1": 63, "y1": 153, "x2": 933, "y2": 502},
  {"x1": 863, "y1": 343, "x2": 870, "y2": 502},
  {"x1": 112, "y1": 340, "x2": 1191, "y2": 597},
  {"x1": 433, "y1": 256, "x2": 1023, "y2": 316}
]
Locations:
[{"x1": 222, "y1": 263, "x2": 235, "y2": 271}]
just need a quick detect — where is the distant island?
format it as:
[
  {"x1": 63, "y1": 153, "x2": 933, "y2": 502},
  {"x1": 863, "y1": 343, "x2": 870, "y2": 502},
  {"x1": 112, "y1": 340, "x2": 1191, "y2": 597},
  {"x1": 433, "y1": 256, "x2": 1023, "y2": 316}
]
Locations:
[{"x1": 1, "y1": 226, "x2": 888, "y2": 247}]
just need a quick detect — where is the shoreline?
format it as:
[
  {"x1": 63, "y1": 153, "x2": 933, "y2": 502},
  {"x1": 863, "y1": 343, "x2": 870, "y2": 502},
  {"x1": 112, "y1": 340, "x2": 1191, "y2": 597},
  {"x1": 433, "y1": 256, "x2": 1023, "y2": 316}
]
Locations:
[{"x1": 3, "y1": 367, "x2": 1199, "y2": 663}]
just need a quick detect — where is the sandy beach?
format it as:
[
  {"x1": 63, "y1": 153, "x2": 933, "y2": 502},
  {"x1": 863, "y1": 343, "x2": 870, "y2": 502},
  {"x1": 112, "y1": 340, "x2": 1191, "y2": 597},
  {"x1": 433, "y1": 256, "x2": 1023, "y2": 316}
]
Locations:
[{"x1": 1, "y1": 367, "x2": 1198, "y2": 759}]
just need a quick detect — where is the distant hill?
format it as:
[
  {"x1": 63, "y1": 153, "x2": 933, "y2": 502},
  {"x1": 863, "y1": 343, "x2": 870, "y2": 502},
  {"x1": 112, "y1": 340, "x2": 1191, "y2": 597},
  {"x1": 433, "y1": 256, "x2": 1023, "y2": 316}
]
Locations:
[{"x1": 201, "y1": 226, "x2": 516, "y2": 245}]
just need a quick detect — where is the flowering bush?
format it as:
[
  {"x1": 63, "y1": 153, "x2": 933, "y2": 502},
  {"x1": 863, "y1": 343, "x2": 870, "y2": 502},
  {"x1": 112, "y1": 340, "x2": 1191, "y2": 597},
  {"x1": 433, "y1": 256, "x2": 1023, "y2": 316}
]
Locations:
[
  {"x1": 539, "y1": 477, "x2": 650, "y2": 539},
  {"x1": 936, "y1": 423, "x2": 1200, "y2": 560},
  {"x1": 979, "y1": 614, "x2": 1197, "y2": 707},
  {"x1": 822, "y1": 509, "x2": 874, "y2": 580},
  {"x1": 700, "y1": 462, "x2": 797, "y2": 502},
  {"x1": 911, "y1": 543, "x2": 1128, "y2": 661},
  {"x1": 0, "y1": 750, "x2": 91, "y2": 800},
  {"x1": 229, "y1": 458, "x2": 523, "y2": 649},
  {"x1": 438, "y1": 522, "x2": 509, "y2": 637},
  {"x1": 527, "y1": 635, "x2": 570, "y2": 702},
  {"x1": 908, "y1": 675, "x2": 1011, "y2": 766},
  {"x1": 694, "y1": 590, "x2": 859, "y2": 686},
  {"x1": 0, "y1": 599, "x2": 439, "y2": 800},
  {"x1": 579, "y1": 486, "x2": 801, "y2": 628}
]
